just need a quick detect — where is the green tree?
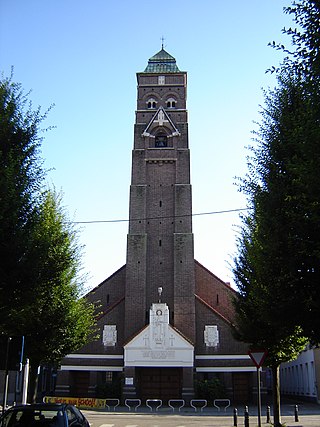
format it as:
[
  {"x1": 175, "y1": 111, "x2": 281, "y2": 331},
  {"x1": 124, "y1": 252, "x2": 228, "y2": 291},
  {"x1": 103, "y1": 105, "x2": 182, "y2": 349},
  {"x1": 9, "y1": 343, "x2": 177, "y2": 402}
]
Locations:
[
  {"x1": 270, "y1": 0, "x2": 320, "y2": 79},
  {"x1": 21, "y1": 190, "x2": 98, "y2": 401},
  {"x1": 267, "y1": 0, "x2": 320, "y2": 344},
  {"x1": 0, "y1": 74, "x2": 46, "y2": 329},
  {"x1": 233, "y1": 1, "x2": 320, "y2": 425},
  {"x1": 0, "y1": 75, "x2": 98, "y2": 401},
  {"x1": 234, "y1": 180, "x2": 308, "y2": 426}
]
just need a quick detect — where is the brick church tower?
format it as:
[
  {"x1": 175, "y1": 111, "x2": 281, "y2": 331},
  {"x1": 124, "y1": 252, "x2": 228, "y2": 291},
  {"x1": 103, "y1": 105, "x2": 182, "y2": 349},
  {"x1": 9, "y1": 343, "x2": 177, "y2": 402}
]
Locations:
[
  {"x1": 56, "y1": 48, "x2": 253, "y2": 405},
  {"x1": 125, "y1": 48, "x2": 195, "y2": 343}
]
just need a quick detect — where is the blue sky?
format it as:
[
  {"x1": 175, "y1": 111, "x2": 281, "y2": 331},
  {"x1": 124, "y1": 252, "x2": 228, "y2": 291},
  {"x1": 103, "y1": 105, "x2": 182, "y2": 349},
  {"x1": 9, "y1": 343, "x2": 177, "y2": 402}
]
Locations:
[{"x1": 0, "y1": 0, "x2": 293, "y2": 290}]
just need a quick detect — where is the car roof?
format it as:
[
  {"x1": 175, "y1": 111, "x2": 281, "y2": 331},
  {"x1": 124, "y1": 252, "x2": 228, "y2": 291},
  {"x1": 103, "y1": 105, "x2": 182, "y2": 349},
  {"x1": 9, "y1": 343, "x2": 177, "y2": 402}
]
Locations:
[{"x1": 7, "y1": 403, "x2": 66, "y2": 410}]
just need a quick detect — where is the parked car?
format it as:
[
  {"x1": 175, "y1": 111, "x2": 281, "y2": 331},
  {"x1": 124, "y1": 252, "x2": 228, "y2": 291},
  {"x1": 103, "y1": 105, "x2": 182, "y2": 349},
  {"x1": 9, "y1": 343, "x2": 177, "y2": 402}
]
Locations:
[{"x1": 0, "y1": 403, "x2": 90, "y2": 427}]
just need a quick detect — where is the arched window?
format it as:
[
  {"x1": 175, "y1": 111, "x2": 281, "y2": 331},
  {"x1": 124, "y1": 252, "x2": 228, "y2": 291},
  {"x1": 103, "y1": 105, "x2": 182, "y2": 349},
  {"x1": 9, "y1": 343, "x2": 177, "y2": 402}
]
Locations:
[
  {"x1": 147, "y1": 98, "x2": 157, "y2": 109},
  {"x1": 166, "y1": 97, "x2": 176, "y2": 108},
  {"x1": 155, "y1": 133, "x2": 167, "y2": 148}
]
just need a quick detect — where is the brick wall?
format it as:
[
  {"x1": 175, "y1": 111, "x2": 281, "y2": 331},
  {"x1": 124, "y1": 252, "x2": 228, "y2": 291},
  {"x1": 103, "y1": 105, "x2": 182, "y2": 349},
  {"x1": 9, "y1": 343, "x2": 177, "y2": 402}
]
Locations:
[
  {"x1": 195, "y1": 260, "x2": 237, "y2": 322},
  {"x1": 195, "y1": 298, "x2": 248, "y2": 356}
]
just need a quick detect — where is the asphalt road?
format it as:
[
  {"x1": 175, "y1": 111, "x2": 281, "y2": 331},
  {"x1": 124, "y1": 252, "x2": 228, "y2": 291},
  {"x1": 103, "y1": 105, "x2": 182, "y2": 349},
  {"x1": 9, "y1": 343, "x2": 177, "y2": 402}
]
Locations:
[{"x1": 83, "y1": 405, "x2": 320, "y2": 427}]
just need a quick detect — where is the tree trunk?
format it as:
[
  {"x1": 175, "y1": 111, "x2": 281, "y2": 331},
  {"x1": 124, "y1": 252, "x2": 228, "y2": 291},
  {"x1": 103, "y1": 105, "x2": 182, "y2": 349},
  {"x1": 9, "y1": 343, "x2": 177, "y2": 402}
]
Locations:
[{"x1": 272, "y1": 364, "x2": 283, "y2": 427}]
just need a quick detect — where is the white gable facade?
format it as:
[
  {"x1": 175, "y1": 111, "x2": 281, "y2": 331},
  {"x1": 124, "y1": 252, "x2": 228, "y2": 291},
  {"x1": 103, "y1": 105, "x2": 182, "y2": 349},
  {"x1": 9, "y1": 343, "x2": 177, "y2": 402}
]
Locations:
[{"x1": 124, "y1": 303, "x2": 193, "y2": 367}]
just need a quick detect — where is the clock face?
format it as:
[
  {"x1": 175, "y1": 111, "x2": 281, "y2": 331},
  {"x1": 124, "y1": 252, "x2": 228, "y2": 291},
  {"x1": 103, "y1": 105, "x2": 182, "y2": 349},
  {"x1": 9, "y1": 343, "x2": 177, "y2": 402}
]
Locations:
[{"x1": 156, "y1": 309, "x2": 162, "y2": 316}]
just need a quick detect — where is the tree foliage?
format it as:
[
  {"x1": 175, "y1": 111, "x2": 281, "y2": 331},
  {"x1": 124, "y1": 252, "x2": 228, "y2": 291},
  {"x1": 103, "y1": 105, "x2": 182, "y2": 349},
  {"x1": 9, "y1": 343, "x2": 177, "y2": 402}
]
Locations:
[
  {"x1": 234, "y1": 0, "x2": 320, "y2": 352},
  {"x1": 268, "y1": 0, "x2": 320, "y2": 343},
  {"x1": 0, "y1": 74, "x2": 98, "y2": 388},
  {"x1": 270, "y1": 0, "x2": 320, "y2": 79},
  {"x1": 19, "y1": 190, "x2": 98, "y2": 367},
  {"x1": 232, "y1": 1, "x2": 320, "y2": 425},
  {"x1": 0, "y1": 74, "x2": 46, "y2": 326}
]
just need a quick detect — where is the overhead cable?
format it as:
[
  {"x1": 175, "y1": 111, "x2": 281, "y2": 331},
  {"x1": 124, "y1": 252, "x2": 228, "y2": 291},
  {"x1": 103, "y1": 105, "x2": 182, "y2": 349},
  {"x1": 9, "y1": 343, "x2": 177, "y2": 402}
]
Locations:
[{"x1": 73, "y1": 207, "x2": 249, "y2": 224}]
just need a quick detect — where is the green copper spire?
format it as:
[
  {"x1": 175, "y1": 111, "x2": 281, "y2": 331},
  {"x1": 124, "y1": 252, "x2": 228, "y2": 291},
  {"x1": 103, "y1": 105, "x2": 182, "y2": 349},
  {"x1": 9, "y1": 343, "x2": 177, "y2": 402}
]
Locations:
[{"x1": 144, "y1": 48, "x2": 180, "y2": 73}]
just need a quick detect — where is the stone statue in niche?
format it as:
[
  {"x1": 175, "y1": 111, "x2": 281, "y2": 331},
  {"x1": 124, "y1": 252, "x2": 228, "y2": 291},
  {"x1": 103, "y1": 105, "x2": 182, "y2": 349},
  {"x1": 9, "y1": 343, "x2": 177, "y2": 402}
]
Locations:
[
  {"x1": 149, "y1": 302, "x2": 169, "y2": 348},
  {"x1": 157, "y1": 109, "x2": 165, "y2": 125}
]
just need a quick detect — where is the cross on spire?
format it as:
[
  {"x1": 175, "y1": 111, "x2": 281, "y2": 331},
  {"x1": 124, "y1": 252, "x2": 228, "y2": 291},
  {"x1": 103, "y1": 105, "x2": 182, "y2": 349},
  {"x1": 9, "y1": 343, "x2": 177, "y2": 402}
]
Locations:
[{"x1": 161, "y1": 36, "x2": 165, "y2": 49}]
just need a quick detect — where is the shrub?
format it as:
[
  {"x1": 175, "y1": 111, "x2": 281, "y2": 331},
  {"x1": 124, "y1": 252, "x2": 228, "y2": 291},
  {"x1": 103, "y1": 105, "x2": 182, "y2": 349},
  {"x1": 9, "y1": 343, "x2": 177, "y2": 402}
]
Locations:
[{"x1": 195, "y1": 378, "x2": 227, "y2": 401}]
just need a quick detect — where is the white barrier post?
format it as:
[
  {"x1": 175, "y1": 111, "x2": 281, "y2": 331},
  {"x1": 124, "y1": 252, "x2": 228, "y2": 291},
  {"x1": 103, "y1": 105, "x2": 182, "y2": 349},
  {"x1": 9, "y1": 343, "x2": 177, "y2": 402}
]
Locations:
[{"x1": 22, "y1": 359, "x2": 29, "y2": 404}]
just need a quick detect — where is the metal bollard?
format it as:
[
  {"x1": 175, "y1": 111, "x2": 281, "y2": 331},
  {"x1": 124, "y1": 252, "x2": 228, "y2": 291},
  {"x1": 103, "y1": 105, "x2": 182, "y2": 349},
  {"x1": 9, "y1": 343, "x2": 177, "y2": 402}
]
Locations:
[
  {"x1": 266, "y1": 405, "x2": 271, "y2": 423},
  {"x1": 294, "y1": 404, "x2": 299, "y2": 422},
  {"x1": 244, "y1": 406, "x2": 249, "y2": 427},
  {"x1": 233, "y1": 408, "x2": 238, "y2": 426}
]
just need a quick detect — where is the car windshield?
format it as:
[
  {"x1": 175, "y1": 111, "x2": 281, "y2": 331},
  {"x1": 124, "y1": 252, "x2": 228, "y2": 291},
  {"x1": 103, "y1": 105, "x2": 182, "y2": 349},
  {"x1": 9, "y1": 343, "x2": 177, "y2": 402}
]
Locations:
[{"x1": 1, "y1": 407, "x2": 65, "y2": 427}]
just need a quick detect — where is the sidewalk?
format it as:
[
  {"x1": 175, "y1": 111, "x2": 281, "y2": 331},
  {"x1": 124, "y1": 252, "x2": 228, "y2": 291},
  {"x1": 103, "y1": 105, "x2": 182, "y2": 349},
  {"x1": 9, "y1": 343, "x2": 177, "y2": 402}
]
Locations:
[{"x1": 225, "y1": 402, "x2": 320, "y2": 426}]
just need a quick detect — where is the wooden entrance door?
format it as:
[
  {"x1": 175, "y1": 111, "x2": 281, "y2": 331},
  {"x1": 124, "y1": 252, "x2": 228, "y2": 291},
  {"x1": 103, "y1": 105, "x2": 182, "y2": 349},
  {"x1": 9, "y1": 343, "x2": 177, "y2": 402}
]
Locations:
[
  {"x1": 137, "y1": 367, "x2": 182, "y2": 402},
  {"x1": 70, "y1": 371, "x2": 90, "y2": 397},
  {"x1": 232, "y1": 372, "x2": 250, "y2": 404}
]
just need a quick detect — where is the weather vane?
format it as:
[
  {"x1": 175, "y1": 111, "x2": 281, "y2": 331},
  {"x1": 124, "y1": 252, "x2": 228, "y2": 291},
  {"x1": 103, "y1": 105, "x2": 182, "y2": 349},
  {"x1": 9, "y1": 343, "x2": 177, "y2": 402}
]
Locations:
[{"x1": 161, "y1": 36, "x2": 165, "y2": 49}]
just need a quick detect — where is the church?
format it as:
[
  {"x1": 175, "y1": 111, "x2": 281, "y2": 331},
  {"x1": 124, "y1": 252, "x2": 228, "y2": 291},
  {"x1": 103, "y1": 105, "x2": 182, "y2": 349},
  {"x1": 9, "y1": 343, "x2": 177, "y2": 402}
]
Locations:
[{"x1": 55, "y1": 47, "x2": 255, "y2": 404}]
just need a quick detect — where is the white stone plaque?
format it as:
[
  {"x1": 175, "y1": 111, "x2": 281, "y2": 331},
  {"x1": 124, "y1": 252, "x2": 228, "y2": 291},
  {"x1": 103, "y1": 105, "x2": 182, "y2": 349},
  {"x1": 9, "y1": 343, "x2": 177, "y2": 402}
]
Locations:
[
  {"x1": 103, "y1": 325, "x2": 117, "y2": 347},
  {"x1": 204, "y1": 325, "x2": 219, "y2": 347}
]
